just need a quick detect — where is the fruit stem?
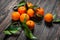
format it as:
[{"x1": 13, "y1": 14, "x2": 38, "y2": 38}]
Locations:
[
  {"x1": 21, "y1": 18, "x2": 37, "y2": 39},
  {"x1": 22, "y1": 22, "x2": 37, "y2": 39}
]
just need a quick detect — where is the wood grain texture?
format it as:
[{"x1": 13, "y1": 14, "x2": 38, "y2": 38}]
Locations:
[
  {"x1": 0, "y1": 0, "x2": 60, "y2": 40},
  {"x1": 0, "y1": 0, "x2": 21, "y2": 40}
]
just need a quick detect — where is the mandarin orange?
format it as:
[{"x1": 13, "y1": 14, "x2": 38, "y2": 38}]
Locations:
[
  {"x1": 26, "y1": 20, "x2": 35, "y2": 30},
  {"x1": 44, "y1": 13, "x2": 53, "y2": 22},
  {"x1": 36, "y1": 8, "x2": 44, "y2": 16},
  {"x1": 12, "y1": 12, "x2": 20, "y2": 21},
  {"x1": 20, "y1": 13, "x2": 30, "y2": 22},
  {"x1": 18, "y1": 6, "x2": 26, "y2": 14},
  {"x1": 27, "y1": 9, "x2": 34, "y2": 17}
]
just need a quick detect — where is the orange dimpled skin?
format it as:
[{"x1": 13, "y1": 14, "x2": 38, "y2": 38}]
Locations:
[
  {"x1": 20, "y1": 14, "x2": 30, "y2": 22},
  {"x1": 18, "y1": 6, "x2": 26, "y2": 14},
  {"x1": 12, "y1": 12, "x2": 20, "y2": 21},
  {"x1": 44, "y1": 13, "x2": 53, "y2": 22},
  {"x1": 36, "y1": 8, "x2": 44, "y2": 16},
  {"x1": 26, "y1": 20, "x2": 35, "y2": 30},
  {"x1": 27, "y1": 9, "x2": 34, "y2": 17}
]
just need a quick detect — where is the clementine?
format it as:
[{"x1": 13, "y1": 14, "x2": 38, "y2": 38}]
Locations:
[
  {"x1": 44, "y1": 13, "x2": 53, "y2": 22},
  {"x1": 26, "y1": 20, "x2": 35, "y2": 30},
  {"x1": 12, "y1": 12, "x2": 20, "y2": 21},
  {"x1": 27, "y1": 9, "x2": 34, "y2": 17},
  {"x1": 18, "y1": 6, "x2": 26, "y2": 14},
  {"x1": 20, "y1": 13, "x2": 30, "y2": 22},
  {"x1": 36, "y1": 8, "x2": 44, "y2": 16}
]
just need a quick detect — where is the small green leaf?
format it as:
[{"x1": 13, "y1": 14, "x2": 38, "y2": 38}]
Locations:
[
  {"x1": 53, "y1": 19, "x2": 60, "y2": 22},
  {"x1": 6, "y1": 23, "x2": 21, "y2": 31},
  {"x1": 17, "y1": 3, "x2": 26, "y2": 7},
  {"x1": 10, "y1": 30, "x2": 18, "y2": 34},
  {"x1": 22, "y1": 22, "x2": 37, "y2": 39},
  {"x1": 3, "y1": 31, "x2": 11, "y2": 35},
  {"x1": 17, "y1": 0, "x2": 26, "y2": 7},
  {"x1": 36, "y1": 14, "x2": 42, "y2": 17},
  {"x1": 4, "y1": 22, "x2": 21, "y2": 35},
  {"x1": 53, "y1": 14, "x2": 57, "y2": 20}
]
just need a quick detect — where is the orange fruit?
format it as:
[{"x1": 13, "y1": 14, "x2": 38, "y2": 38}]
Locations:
[
  {"x1": 26, "y1": 20, "x2": 35, "y2": 30},
  {"x1": 44, "y1": 13, "x2": 53, "y2": 22},
  {"x1": 36, "y1": 8, "x2": 44, "y2": 16},
  {"x1": 12, "y1": 12, "x2": 20, "y2": 21},
  {"x1": 27, "y1": 9, "x2": 34, "y2": 17},
  {"x1": 27, "y1": 2, "x2": 33, "y2": 7},
  {"x1": 20, "y1": 13, "x2": 30, "y2": 22},
  {"x1": 18, "y1": 6, "x2": 26, "y2": 14}
]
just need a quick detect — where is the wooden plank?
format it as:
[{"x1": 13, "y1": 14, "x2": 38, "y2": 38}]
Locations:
[
  {"x1": 0, "y1": 0, "x2": 22, "y2": 40},
  {"x1": 0, "y1": 0, "x2": 20, "y2": 32},
  {"x1": 3, "y1": 31, "x2": 22, "y2": 40},
  {"x1": 0, "y1": 33, "x2": 5, "y2": 40}
]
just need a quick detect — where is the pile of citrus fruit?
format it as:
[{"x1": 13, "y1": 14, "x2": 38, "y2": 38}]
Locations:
[
  {"x1": 12, "y1": 1, "x2": 55, "y2": 29},
  {"x1": 12, "y1": 1, "x2": 45, "y2": 30}
]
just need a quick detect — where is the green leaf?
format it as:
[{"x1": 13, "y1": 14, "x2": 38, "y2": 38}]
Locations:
[
  {"x1": 53, "y1": 14, "x2": 57, "y2": 20},
  {"x1": 7, "y1": 25, "x2": 16, "y2": 31},
  {"x1": 4, "y1": 22, "x2": 21, "y2": 35},
  {"x1": 24, "y1": 28, "x2": 37, "y2": 39},
  {"x1": 36, "y1": 14, "x2": 42, "y2": 17},
  {"x1": 21, "y1": 16, "x2": 37, "y2": 39},
  {"x1": 10, "y1": 30, "x2": 18, "y2": 34},
  {"x1": 7, "y1": 23, "x2": 21, "y2": 31},
  {"x1": 53, "y1": 13, "x2": 60, "y2": 23},
  {"x1": 3, "y1": 31, "x2": 11, "y2": 35},
  {"x1": 17, "y1": 3, "x2": 26, "y2": 7},
  {"x1": 22, "y1": 22, "x2": 37, "y2": 39},
  {"x1": 17, "y1": 0, "x2": 26, "y2": 7},
  {"x1": 53, "y1": 19, "x2": 60, "y2": 22}
]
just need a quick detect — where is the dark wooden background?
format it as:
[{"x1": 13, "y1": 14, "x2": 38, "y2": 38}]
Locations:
[{"x1": 0, "y1": 0, "x2": 60, "y2": 40}]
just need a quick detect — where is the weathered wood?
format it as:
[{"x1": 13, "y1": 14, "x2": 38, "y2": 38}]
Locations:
[{"x1": 0, "y1": 0, "x2": 21, "y2": 40}]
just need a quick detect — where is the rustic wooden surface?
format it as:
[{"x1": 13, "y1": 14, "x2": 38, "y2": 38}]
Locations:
[{"x1": 0, "y1": 0, "x2": 60, "y2": 40}]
